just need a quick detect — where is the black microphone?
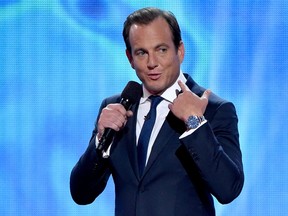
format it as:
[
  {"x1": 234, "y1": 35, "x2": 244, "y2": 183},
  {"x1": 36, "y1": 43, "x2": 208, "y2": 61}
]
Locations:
[{"x1": 96, "y1": 81, "x2": 142, "y2": 154}]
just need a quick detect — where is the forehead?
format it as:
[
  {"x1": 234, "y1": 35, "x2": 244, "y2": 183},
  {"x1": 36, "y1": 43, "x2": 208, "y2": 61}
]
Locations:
[{"x1": 129, "y1": 17, "x2": 173, "y2": 48}]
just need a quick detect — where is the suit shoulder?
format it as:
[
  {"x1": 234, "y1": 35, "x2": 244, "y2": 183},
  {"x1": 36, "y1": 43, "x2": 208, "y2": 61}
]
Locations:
[
  {"x1": 208, "y1": 92, "x2": 230, "y2": 106},
  {"x1": 100, "y1": 94, "x2": 121, "y2": 107},
  {"x1": 206, "y1": 92, "x2": 237, "y2": 120}
]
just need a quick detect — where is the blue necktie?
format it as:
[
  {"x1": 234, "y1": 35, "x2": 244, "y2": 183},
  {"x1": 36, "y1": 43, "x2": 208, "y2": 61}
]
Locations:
[{"x1": 137, "y1": 95, "x2": 163, "y2": 176}]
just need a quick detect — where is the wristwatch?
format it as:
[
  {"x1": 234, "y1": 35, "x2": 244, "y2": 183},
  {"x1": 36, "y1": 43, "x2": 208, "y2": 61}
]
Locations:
[{"x1": 185, "y1": 115, "x2": 206, "y2": 130}]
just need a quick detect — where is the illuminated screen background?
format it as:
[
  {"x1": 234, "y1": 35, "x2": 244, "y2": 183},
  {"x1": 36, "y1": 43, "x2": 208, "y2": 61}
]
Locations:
[{"x1": 1, "y1": 1, "x2": 288, "y2": 216}]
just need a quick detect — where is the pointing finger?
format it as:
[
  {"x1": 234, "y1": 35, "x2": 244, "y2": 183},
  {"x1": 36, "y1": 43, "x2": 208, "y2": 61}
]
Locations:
[{"x1": 178, "y1": 80, "x2": 190, "y2": 92}]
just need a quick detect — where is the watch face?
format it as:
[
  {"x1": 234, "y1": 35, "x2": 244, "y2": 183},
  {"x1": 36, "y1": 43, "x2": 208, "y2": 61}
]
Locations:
[{"x1": 187, "y1": 116, "x2": 199, "y2": 129}]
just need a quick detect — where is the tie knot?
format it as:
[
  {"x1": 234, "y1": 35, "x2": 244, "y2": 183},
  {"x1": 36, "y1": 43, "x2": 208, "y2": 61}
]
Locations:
[{"x1": 149, "y1": 95, "x2": 163, "y2": 108}]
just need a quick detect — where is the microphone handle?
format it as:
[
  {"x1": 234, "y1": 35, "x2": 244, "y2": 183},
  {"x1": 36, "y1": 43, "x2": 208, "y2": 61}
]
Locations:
[
  {"x1": 97, "y1": 129, "x2": 115, "y2": 153},
  {"x1": 96, "y1": 98, "x2": 133, "y2": 154}
]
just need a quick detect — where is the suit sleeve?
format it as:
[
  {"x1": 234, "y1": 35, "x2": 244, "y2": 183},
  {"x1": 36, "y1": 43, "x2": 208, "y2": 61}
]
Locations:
[
  {"x1": 70, "y1": 100, "x2": 111, "y2": 205},
  {"x1": 180, "y1": 101, "x2": 244, "y2": 204}
]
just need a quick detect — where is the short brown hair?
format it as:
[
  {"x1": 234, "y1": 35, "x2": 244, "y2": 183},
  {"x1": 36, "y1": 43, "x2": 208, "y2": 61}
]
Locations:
[{"x1": 123, "y1": 7, "x2": 182, "y2": 54}]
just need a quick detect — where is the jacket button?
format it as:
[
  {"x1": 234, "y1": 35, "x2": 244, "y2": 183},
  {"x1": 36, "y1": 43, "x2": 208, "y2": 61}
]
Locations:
[{"x1": 190, "y1": 151, "x2": 199, "y2": 161}]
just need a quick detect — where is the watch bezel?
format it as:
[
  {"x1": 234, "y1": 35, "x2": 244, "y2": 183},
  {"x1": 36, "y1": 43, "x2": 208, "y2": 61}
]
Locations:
[{"x1": 186, "y1": 115, "x2": 205, "y2": 130}]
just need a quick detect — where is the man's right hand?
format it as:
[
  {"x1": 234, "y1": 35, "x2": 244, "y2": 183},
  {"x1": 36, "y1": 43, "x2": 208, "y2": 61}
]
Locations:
[{"x1": 97, "y1": 104, "x2": 133, "y2": 140}]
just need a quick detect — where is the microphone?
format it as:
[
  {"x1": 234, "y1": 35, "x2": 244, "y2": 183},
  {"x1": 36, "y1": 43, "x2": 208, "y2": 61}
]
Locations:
[
  {"x1": 96, "y1": 81, "x2": 142, "y2": 154},
  {"x1": 144, "y1": 114, "x2": 151, "y2": 120}
]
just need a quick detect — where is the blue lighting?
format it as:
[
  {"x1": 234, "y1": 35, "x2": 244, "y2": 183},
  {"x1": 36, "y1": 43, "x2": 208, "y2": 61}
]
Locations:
[{"x1": 1, "y1": 1, "x2": 288, "y2": 216}]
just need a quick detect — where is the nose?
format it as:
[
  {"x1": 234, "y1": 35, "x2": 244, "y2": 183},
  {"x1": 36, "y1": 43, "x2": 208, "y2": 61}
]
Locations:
[{"x1": 147, "y1": 53, "x2": 158, "y2": 69}]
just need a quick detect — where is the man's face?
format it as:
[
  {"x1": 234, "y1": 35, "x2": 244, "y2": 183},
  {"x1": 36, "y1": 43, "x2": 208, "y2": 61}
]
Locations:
[{"x1": 126, "y1": 17, "x2": 185, "y2": 95}]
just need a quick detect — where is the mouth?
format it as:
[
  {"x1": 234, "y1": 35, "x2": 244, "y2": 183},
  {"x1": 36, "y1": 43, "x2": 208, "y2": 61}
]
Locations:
[{"x1": 148, "y1": 73, "x2": 161, "y2": 80}]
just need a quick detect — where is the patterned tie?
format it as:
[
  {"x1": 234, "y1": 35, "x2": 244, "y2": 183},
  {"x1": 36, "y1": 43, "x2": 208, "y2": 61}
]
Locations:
[{"x1": 137, "y1": 95, "x2": 163, "y2": 176}]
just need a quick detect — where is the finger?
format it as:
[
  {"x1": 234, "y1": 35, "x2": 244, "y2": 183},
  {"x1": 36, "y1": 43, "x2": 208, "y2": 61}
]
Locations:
[
  {"x1": 97, "y1": 125, "x2": 105, "y2": 139},
  {"x1": 110, "y1": 104, "x2": 127, "y2": 116},
  {"x1": 126, "y1": 110, "x2": 133, "y2": 118},
  {"x1": 201, "y1": 89, "x2": 211, "y2": 100},
  {"x1": 178, "y1": 80, "x2": 190, "y2": 92}
]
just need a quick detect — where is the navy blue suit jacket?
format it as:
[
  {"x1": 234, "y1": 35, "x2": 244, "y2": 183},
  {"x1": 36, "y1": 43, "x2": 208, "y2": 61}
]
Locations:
[{"x1": 70, "y1": 74, "x2": 244, "y2": 216}]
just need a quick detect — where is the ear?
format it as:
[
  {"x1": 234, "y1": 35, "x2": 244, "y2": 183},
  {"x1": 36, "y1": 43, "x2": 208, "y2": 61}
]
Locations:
[
  {"x1": 126, "y1": 49, "x2": 135, "y2": 69},
  {"x1": 177, "y1": 41, "x2": 185, "y2": 63}
]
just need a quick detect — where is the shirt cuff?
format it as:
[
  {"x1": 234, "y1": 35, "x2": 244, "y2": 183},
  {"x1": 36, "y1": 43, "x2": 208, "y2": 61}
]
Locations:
[
  {"x1": 179, "y1": 120, "x2": 207, "y2": 139},
  {"x1": 95, "y1": 135, "x2": 111, "y2": 158}
]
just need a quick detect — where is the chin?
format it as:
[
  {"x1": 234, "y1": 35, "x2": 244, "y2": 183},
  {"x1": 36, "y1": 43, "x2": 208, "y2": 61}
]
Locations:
[
  {"x1": 144, "y1": 80, "x2": 165, "y2": 94},
  {"x1": 148, "y1": 86, "x2": 164, "y2": 95}
]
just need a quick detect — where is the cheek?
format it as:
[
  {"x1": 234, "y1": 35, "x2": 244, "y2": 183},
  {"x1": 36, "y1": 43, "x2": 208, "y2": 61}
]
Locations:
[
  {"x1": 133, "y1": 61, "x2": 146, "y2": 74},
  {"x1": 165, "y1": 64, "x2": 180, "y2": 83},
  {"x1": 134, "y1": 68, "x2": 145, "y2": 81}
]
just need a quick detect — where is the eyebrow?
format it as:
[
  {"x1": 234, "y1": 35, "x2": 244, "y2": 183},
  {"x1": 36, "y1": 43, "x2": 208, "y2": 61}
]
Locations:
[
  {"x1": 155, "y1": 43, "x2": 169, "y2": 49},
  {"x1": 133, "y1": 43, "x2": 170, "y2": 53}
]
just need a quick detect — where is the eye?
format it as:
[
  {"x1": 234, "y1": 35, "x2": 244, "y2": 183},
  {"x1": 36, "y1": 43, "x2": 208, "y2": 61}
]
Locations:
[
  {"x1": 158, "y1": 47, "x2": 168, "y2": 53},
  {"x1": 135, "y1": 50, "x2": 146, "y2": 56}
]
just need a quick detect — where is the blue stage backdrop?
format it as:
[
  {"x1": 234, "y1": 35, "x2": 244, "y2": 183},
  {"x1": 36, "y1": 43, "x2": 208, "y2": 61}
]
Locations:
[{"x1": 1, "y1": 1, "x2": 288, "y2": 216}]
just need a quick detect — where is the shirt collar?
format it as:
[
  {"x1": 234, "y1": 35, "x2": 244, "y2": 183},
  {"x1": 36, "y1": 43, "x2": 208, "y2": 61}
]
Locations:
[{"x1": 140, "y1": 71, "x2": 187, "y2": 104}]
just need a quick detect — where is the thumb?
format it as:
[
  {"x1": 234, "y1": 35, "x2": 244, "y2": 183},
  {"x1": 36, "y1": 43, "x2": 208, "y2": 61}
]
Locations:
[{"x1": 201, "y1": 89, "x2": 211, "y2": 100}]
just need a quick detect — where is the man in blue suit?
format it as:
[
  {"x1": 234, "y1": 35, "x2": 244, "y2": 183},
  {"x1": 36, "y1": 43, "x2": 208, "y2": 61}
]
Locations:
[{"x1": 70, "y1": 7, "x2": 244, "y2": 216}]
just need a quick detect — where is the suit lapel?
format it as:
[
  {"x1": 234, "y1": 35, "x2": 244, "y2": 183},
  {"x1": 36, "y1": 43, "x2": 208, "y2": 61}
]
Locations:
[
  {"x1": 143, "y1": 111, "x2": 186, "y2": 177},
  {"x1": 143, "y1": 120, "x2": 173, "y2": 174},
  {"x1": 185, "y1": 74, "x2": 205, "y2": 97},
  {"x1": 126, "y1": 102, "x2": 141, "y2": 179}
]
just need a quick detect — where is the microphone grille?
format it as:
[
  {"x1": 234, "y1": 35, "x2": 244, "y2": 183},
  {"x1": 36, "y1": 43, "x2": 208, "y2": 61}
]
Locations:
[{"x1": 121, "y1": 81, "x2": 142, "y2": 104}]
